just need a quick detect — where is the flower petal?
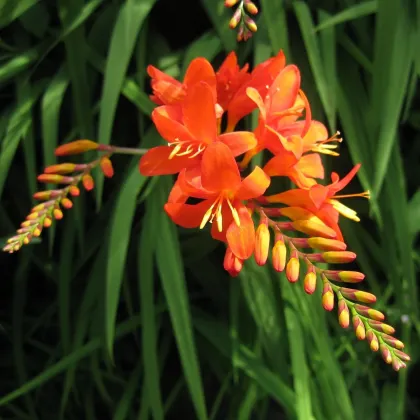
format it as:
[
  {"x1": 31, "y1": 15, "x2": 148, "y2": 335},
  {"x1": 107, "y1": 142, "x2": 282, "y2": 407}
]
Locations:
[
  {"x1": 201, "y1": 142, "x2": 241, "y2": 192},
  {"x1": 183, "y1": 58, "x2": 217, "y2": 95},
  {"x1": 295, "y1": 153, "x2": 324, "y2": 179},
  {"x1": 236, "y1": 166, "x2": 270, "y2": 200},
  {"x1": 246, "y1": 87, "x2": 266, "y2": 120},
  {"x1": 330, "y1": 164, "x2": 361, "y2": 193},
  {"x1": 147, "y1": 65, "x2": 184, "y2": 104},
  {"x1": 309, "y1": 184, "x2": 329, "y2": 209},
  {"x1": 269, "y1": 65, "x2": 301, "y2": 114},
  {"x1": 226, "y1": 206, "x2": 255, "y2": 260},
  {"x1": 183, "y1": 82, "x2": 217, "y2": 143},
  {"x1": 164, "y1": 200, "x2": 211, "y2": 228},
  {"x1": 139, "y1": 146, "x2": 197, "y2": 176},
  {"x1": 263, "y1": 152, "x2": 298, "y2": 177},
  {"x1": 219, "y1": 131, "x2": 257, "y2": 156},
  {"x1": 152, "y1": 106, "x2": 194, "y2": 143}
]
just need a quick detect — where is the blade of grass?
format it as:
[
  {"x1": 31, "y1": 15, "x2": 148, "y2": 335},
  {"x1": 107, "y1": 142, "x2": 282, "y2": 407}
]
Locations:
[
  {"x1": 155, "y1": 176, "x2": 208, "y2": 420},
  {"x1": 96, "y1": 0, "x2": 156, "y2": 208},
  {"x1": 0, "y1": 0, "x2": 39, "y2": 28}
]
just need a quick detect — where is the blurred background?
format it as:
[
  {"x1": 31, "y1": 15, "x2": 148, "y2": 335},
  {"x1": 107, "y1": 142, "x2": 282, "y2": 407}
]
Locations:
[{"x1": 0, "y1": 0, "x2": 419, "y2": 418}]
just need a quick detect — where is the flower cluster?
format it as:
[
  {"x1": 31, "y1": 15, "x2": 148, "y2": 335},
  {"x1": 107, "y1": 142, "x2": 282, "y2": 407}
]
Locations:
[
  {"x1": 139, "y1": 51, "x2": 409, "y2": 370},
  {"x1": 225, "y1": 0, "x2": 258, "y2": 41}
]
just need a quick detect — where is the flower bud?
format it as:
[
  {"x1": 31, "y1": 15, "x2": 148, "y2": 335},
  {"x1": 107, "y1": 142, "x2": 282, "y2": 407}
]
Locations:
[
  {"x1": 307, "y1": 237, "x2": 347, "y2": 251},
  {"x1": 272, "y1": 236, "x2": 287, "y2": 272},
  {"x1": 286, "y1": 250, "x2": 299, "y2": 283},
  {"x1": 303, "y1": 270, "x2": 317, "y2": 294},
  {"x1": 366, "y1": 330, "x2": 379, "y2": 351},
  {"x1": 338, "y1": 299, "x2": 349, "y2": 328},
  {"x1": 44, "y1": 163, "x2": 76, "y2": 174},
  {"x1": 353, "y1": 315, "x2": 365, "y2": 340},
  {"x1": 353, "y1": 304, "x2": 385, "y2": 321},
  {"x1": 229, "y1": 8, "x2": 242, "y2": 29},
  {"x1": 69, "y1": 186, "x2": 80, "y2": 196},
  {"x1": 380, "y1": 343, "x2": 392, "y2": 364},
  {"x1": 339, "y1": 288, "x2": 376, "y2": 304},
  {"x1": 224, "y1": 0, "x2": 240, "y2": 6},
  {"x1": 367, "y1": 320, "x2": 395, "y2": 335},
  {"x1": 244, "y1": 0, "x2": 258, "y2": 14},
  {"x1": 224, "y1": 247, "x2": 243, "y2": 277},
  {"x1": 321, "y1": 251, "x2": 356, "y2": 264},
  {"x1": 53, "y1": 208, "x2": 63, "y2": 220},
  {"x1": 393, "y1": 349, "x2": 410, "y2": 362},
  {"x1": 82, "y1": 174, "x2": 94, "y2": 191},
  {"x1": 55, "y1": 140, "x2": 99, "y2": 156},
  {"x1": 100, "y1": 156, "x2": 114, "y2": 178},
  {"x1": 254, "y1": 220, "x2": 270, "y2": 266},
  {"x1": 322, "y1": 282, "x2": 334, "y2": 311},
  {"x1": 61, "y1": 198, "x2": 73, "y2": 209},
  {"x1": 38, "y1": 174, "x2": 74, "y2": 184},
  {"x1": 381, "y1": 333, "x2": 404, "y2": 350},
  {"x1": 244, "y1": 16, "x2": 257, "y2": 33}
]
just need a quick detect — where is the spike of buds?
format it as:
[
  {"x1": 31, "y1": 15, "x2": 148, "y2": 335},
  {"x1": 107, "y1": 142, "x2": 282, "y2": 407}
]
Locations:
[
  {"x1": 286, "y1": 250, "x2": 299, "y2": 282},
  {"x1": 254, "y1": 219, "x2": 270, "y2": 266},
  {"x1": 55, "y1": 140, "x2": 99, "y2": 156},
  {"x1": 353, "y1": 315, "x2": 366, "y2": 340},
  {"x1": 338, "y1": 299, "x2": 350, "y2": 327}
]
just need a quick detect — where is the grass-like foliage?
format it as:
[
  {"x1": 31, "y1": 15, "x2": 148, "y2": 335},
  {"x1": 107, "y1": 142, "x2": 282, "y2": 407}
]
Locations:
[{"x1": 0, "y1": 1, "x2": 419, "y2": 419}]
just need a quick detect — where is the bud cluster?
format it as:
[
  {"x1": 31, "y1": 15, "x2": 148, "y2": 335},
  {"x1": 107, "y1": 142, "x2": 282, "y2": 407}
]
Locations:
[
  {"x1": 3, "y1": 140, "x2": 114, "y2": 253},
  {"x1": 224, "y1": 207, "x2": 410, "y2": 371},
  {"x1": 225, "y1": 0, "x2": 258, "y2": 41}
]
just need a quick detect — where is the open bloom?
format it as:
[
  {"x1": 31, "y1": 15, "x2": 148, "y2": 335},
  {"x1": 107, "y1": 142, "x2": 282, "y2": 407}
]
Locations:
[
  {"x1": 139, "y1": 82, "x2": 257, "y2": 176},
  {"x1": 164, "y1": 142, "x2": 270, "y2": 259},
  {"x1": 148, "y1": 57, "x2": 216, "y2": 105}
]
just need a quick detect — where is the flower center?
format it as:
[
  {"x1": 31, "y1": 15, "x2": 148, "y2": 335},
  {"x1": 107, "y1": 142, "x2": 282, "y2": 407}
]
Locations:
[
  {"x1": 168, "y1": 138, "x2": 206, "y2": 159},
  {"x1": 200, "y1": 193, "x2": 241, "y2": 232}
]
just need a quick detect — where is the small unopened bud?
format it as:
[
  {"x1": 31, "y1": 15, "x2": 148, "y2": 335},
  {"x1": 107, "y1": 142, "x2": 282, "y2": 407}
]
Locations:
[
  {"x1": 82, "y1": 174, "x2": 94, "y2": 191},
  {"x1": 366, "y1": 330, "x2": 379, "y2": 351},
  {"x1": 44, "y1": 163, "x2": 76, "y2": 174},
  {"x1": 272, "y1": 235, "x2": 287, "y2": 272},
  {"x1": 224, "y1": 247, "x2": 243, "y2": 277},
  {"x1": 244, "y1": 0, "x2": 258, "y2": 14},
  {"x1": 33, "y1": 191, "x2": 51, "y2": 200},
  {"x1": 367, "y1": 320, "x2": 395, "y2": 335},
  {"x1": 381, "y1": 333, "x2": 404, "y2": 350},
  {"x1": 229, "y1": 8, "x2": 242, "y2": 29},
  {"x1": 307, "y1": 237, "x2": 347, "y2": 251},
  {"x1": 69, "y1": 186, "x2": 80, "y2": 197},
  {"x1": 380, "y1": 344, "x2": 392, "y2": 364},
  {"x1": 286, "y1": 250, "x2": 299, "y2": 283},
  {"x1": 53, "y1": 208, "x2": 63, "y2": 220},
  {"x1": 61, "y1": 198, "x2": 73, "y2": 209},
  {"x1": 338, "y1": 299, "x2": 350, "y2": 328},
  {"x1": 321, "y1": 251, "x2": 356, "y2": 264},
  {"x1": 322, "y1": 282, "x2": 334, "y2": 311},
  {"x1": 43, "y1": 217, "x2": 52, "y2": 228},
  {"x1": 393, "y1": 349, "x2": 410, "y2": 362},
  {"x1": 353, "y1": 304, "x2": 385, "y2": 321},
  {"x1": 254, "y1": 220, "x2": 270, "y2": 266},
  {"x1": 244, "y1": 16, "x2": 257, "y2": 32},
  {"x1": 353, "y1": 315, "x2": 366, "y2": 340},
  {"x1": 324, "y1": 270, "x2": 365, "y2": 283},
  {"x1": 303, "y1": 270, "x2": 317, "y2": 294},
  {"x1": 225, "y1": 0, "x2": 240, "y2": 6},
  {"x1": 38, "y1": 174, "x2": 74, "y2": 184},
  {"x1": 100, "y1": 156, "x2": 114, "y2": 178},
  {"x1": 55, "y1": 140, "x2": 99, "y2": 156},
  {"x1": 339, "y1": 288, "x2": 377, "y2": 304}
]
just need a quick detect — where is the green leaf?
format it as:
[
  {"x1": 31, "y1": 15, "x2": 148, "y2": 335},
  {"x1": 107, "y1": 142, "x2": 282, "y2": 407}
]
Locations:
[
  {"x1": 0, "y1": 0, "x2": 39, "y2": 28},
  {"x1": 155, "y1": 177, "x2": 208, "y2": 420},
  {"x1": 96, "y1": 0, "x2": 156, "y2": 208},
  {"x1": 315, "y1": 1, "x2": 378, "y2": 32}
]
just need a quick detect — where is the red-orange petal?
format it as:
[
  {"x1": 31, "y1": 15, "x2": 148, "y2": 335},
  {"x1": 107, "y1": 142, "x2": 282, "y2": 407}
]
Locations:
[
  {"x1": 152, "y1": 106, "x2": 194, "y2": 143},
  {"x1": 164, "y1": 200, "x2": 210, "y2": 228},
  {"x1": 183, "y1": 82, "x2": 217, "y2": 143},
  {"x1": 139, "y1": 146, "x2": 198, "y2": 176},
  {"x1": 330, "y1": 164, "x2": 361, "y2": 193},
  {"x1": 295, "y1": 153, "x2": 324, "y2": 179},
  {"x1": 236, "y1": 166, "x2": 270, "y2": 200},
  {"x1": 309, "y1": 185, "x2": 329, "y2": 209},
  {"x1": 183, "y1": 58, "x2": 217, "y2": 96},
  {"x1": 263, "y1": 152, "x2": 297, "y2": 177},
  {"x1": 201, "y1": 142, "x2": 241, "y2": 192},
  {"x1": 147, "y1": 65, "x2": 184, "y2": 104},
  {"x1": 226, "y1": 206, "x2": 255, "y2": 260},
  {"x1": 269, "y1": 65, "x2": 301, "y2": 114},
  {"x1": 219, "y1": 131, "x2": 257, "y2": 156}
]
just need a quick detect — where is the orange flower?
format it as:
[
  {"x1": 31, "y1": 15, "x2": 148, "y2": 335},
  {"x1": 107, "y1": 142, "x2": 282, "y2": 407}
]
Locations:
[
  {"x1": 148, "y1": 57, "x2": 216, "y2": 105},
  {"x1": 164, "y1": 142, "x2": 270, "y2": 259},
  {"x1": 139, "y1": 82, "x2": 257, "y2": 176},
  {"x1": 262, "y1": 164, "x2": 368, "y2": 240},
  {"x1": 224, "y1": 50, "x2": 286, "y2": 131},
  {"x1": 216, "y1": 51, "x2": 251, "y2": 112}
]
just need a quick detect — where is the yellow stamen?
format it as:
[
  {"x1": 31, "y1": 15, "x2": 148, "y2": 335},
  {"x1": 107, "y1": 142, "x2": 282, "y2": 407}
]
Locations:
[
  {"x1": 311, "y1": 131, "x2": 343, "y2": 156},
  {"x1": 328, "y1": 199, "x2": 360, "y2": 222},
  {"x1": 226, "y1": 198, "x2": 241, "y2": 226},
  {"x1": 333, "y1": 191, "x2": 370, "y2": 200},
  {"x1": 200, "y1": 194, "x2": 242, "y2": 232},
  {"x1": 169, "y1": 144, "x2": 182, "y2": 159}
]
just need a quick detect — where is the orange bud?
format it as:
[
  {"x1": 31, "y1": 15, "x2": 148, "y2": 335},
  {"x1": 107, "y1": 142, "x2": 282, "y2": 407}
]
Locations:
[
  {"x1": 236, "y1": 26, "x2": 244, "y2": 42},
  {"x1": 53, "y1": 209, "x2": 63, "y2": 220},
  {"x1": 393, "y1": 349, "x2": 410, "y2": 362},
  {"x1": 292, "y1": 220, "x2": 337, "y2": 239},
  {"x1": 225, "y1": 0, "x2": 240, "y2": 6},
  {"x1": 69, "y1": 185, "x2": 80, "y2": 196},
  {"x1": 353, "y1": 304, "x2": 385, "y2": 321},
  {"x1": 82, "y1": 174, "x2": 94, "y2": 191},
  {"x1": 33, "y1": 226, "x2": 42, "y2": 237},
  {"x1": 381, "y1": 333, "x2": 404, "y2": 350},
  {"x1": 33, "y1": 191, "x2": 52, "y2": 200},
  {"x1": 23, "y1": 236, "x2": 30, "y2": 245},
  {"x1": 380, "y1": 344, "x2": 392, "y2": 364},
  {"x1": 244, "y1": 0, "x2": 258, "y2": 14},
  {"x1": 32, "y1": 203, "x2": 45, "y2": 212},
  {"x1": 254, "y1": 222, "x2": 270, "y2": 266},
  {"x1": 61, "y1": 198, "x2": 73, "y2": 209},
  {"x1": 229, "y1": 9, "x2": 242, "y2": 29},
  {"x1": 322, "y1": 251, "x2": 356, "y2": 264},
  {"x1": 244, "y1": 16, "x2": 257, "y2": 32},
  {"x1": 43, "y1": 217, "x2": 52, "y2": 228},
  {"x1": 38, "y1": 174, "x2": 74, "y2": 184},
  {"x1": 55, "y1": 140, "x2": 99, "y2": 156},
  {"x1": 272, "y1": 237, "x2": 287, "y2": 272},
  {"x1": 26, "y1": 212, "x2": 39, "y2": 220},
  {"x1": 338, "y1": 299, "x2": 349, "y2": 328},
  {"x1": 44, "y1": 163, "x2": 76, "y2": 174},
  {"x1": 339, "y1": 288, "x2": 376, "y2": 303},
  {"x1": 303, "y1": 271, "x2": 317, "y2": 294},
  {"x1": 307, "y1": 237, "x2": 347, "y2": 251},
  {"x1": 366, "y1": 330, "x2": 379, "y2": 351},
  {"x1": 353, "y1": 316, "x2": 366, "y2": 340},
  {"x1": 224, "y1": 247, "x2": 243, "y2": 277},
  {"x1": 392, "y1": 359, "x2": 406, "y2": 371},
  {"x1": 339, "y1": 271, "x2": 365, "y2": 283},
  {"x1": 286, "y1": 251, "x2": 299, "y2": 283},
  {"x1": 100, "y1": 156, "x2": 114, "y2": 178},
  {"x1": 322, "y1": 282, "x2": 334, "y2": 311},
  {"x1": 368, "y1": 320, "x2": 395, "y2": 335}
]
